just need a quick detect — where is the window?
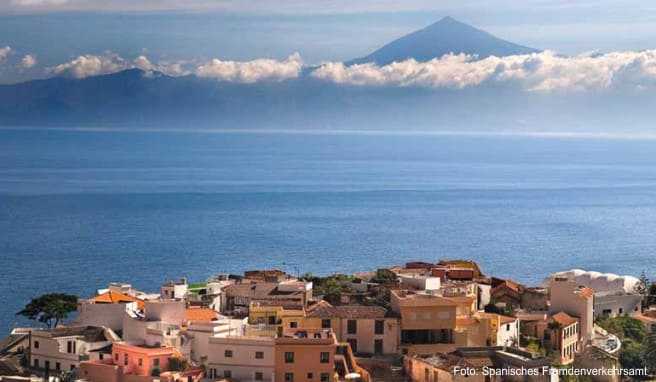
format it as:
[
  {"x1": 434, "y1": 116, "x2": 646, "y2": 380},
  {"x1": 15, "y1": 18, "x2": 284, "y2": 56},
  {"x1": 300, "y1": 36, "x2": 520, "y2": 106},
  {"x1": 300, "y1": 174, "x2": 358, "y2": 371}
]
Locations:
[
  {"x1": 154, "y1": 358, "x2": 160, "y2": 367},
  {"x1": 34, "y1": 359, "x2": 39, "y2": 368},
  {"x1": 307, "y1": 373, "x2": 314, "y2": 379},
  {"x1": 224, "y1": 370, "x2": 232, "y2": 378},
  {"x1": 347, "y1": 320, "x2": 357, "y2": 334},
  {"x1": 320, "y1": 352, "x2": 330, "y2": 363},
  {"x1": 70, "y1": 365, "x2": 75, "y2": 371},
  {"x1": 285, "y1": 372, "x2": 294, "y2": 382},
  {"x1": 320, "y1": 373, "x2": 330, "y2": 382},
  {"x1": 285, "y1": 351, "x2": 294, "y2": 363},
  {"x1": 321, "y1": 319, "x2": 331, "y2": 329},
  {"x1": 56, "y1": 362, "x2": 61, "y2": 371},
  {"x1": 34, "y1": 341, "x2": 39, "y2": 349},
  {"x1": 374, "y1": 339, "x2": 383, "y2": 355},
  {"x1": 255, "y1": 351, "x2": 264, "y2": 359},
  {"x1": 375, "y1": 320, "x2": 384, "y2": 335},
  {"x1": 255, "y1": 372, "x2": 263, "y2": 381},
  {"x1": 138, "y1": 358, "x2": 143, "y2": 366},
  {"x1": 506, "y1": 324, "x2": 510, "y2": 331},
  {"x1": 425, "y1": 368, "x2": 430, "y2": 382},
  {"x1": 289, "y1": 321, "x2": 298, "y2": 328},
  {"x1": 124, "y1": 353, "x2": 128, "y2": 366},
  {"x1": 99, "y1": 353, "x2": 104, "y2": 360},
  {"x1": 619, "y1": 308, "x2": 624, "y2": 314},
  {"x1": 224, "y1": 349, "x2": 233, "y2": 358},
  {"x1": 268, "y1": 316, "x2": 276, "y2": 325}
]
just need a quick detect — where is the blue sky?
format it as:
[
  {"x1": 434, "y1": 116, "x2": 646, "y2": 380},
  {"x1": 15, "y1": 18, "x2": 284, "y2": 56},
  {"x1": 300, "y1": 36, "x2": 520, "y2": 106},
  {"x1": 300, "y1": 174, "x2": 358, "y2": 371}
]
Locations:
[{"x1": 2, "y1": 1, "x2": 656, "y2": 84}]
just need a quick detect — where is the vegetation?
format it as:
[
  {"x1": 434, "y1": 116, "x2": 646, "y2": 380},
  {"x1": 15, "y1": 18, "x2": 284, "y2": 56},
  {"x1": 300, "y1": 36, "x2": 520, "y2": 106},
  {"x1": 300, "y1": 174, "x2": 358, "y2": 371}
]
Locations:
[
  {"x1": 370, "y1": 269, "x2": 398, "y2": 284},
  {"x1": 596, "y1": 315, "x2": 656, "y2": 375},
  {"x1": 16, "y1": 293, "x2": 78, "y2": 328},
  {"x1": 300, "y1": 273, "x2": 356, "y2": 305},
  {"x1": 168, "y1": 357, "x2": 189, "y2": 371},
  {"x1": 596, "y1": 315, "x2": 646, "y2": 342}
]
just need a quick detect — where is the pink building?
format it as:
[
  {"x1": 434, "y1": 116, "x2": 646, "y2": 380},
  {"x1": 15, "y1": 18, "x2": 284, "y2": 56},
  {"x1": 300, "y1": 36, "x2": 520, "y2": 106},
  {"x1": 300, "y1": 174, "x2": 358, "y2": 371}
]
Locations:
[{"x1": 80, "y1": 342, "x2": 180, "y2": 382}]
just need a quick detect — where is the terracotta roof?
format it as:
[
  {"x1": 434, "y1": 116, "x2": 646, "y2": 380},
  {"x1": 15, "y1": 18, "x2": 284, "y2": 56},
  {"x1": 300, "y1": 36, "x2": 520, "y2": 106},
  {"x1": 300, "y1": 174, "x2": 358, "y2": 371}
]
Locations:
[
  {"x1": 551, "y1": 312, "x2": 578, "y2": 327},
  {"x1": 392, "y1": 290, "x2": 458, "y2": 307},
  {"x1": 225, "y1": 283, "x2": 303, "y2": 299},
  {"x1": 185, "y1": 307, "x2": 217, "y2": 322},
  {"x1": 91, "y1": 291, "x2": 144, "y2": 309},
  {"x1": 577, "y1": 287, "x2": 594, "y2": 299},
  {"x1": 456, "y1": 317, "x2": 479, "y2": 326},
  {"x1": 33, "y1": 326, "x2": 109, "y2": 342},
  {"x1": 306, "y1": 301, "x2": 388, "y2": 319}
]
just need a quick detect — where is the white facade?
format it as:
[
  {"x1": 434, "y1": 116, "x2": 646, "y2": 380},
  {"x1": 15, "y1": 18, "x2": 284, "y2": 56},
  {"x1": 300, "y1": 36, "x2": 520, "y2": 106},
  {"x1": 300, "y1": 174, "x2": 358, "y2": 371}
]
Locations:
[
  {"x1": 496, "y1": 318, "x2": 519, "y2": 347},
  {"x1": 398, "y1": 274, "x2": 441, "y2": 292},
  {"x1": 594, "y1": 292, "x2": 642, "y2": 318},
  {"x1": 161, "y1": 280, "x2": 188, "y2": 300},
  {"x1": 144, "y1": 299, "x2": 186, "y2": 326},
  {"x1": 75, "y1": 301, "x2": 138, "y2": 331},
  {"x1": 205, "y1": 336, "x2": 275, "y2": 382},
  {"x1": 30, "y1": 328, "x2": 111, "y2": 373},
  {"x1": 546, "y1": 269, "x2": 640, "y2": 294},
  {"x1": 549, "y1": 278, "x2": 594, "y2": 343}
]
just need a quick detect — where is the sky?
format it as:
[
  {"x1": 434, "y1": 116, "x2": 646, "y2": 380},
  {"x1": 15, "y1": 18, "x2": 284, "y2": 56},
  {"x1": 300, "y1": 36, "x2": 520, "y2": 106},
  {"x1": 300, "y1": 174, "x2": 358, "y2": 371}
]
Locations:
[{"x1": 2, "y1": 0, "x2": 656, "y2": 86}]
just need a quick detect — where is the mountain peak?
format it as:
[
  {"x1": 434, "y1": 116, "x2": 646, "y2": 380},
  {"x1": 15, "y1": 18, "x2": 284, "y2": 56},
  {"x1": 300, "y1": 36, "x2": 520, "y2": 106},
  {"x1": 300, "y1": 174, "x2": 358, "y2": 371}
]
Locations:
[{"x1": 347, "y1": 17, "x2": 538, "y2": 66}]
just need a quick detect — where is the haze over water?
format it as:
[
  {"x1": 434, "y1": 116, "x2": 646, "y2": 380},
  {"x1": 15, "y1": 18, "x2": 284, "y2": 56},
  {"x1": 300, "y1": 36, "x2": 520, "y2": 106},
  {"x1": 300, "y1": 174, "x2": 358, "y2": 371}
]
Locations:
[{"x1": 2, "y1": 128, "x2": 656, "y2": 332}]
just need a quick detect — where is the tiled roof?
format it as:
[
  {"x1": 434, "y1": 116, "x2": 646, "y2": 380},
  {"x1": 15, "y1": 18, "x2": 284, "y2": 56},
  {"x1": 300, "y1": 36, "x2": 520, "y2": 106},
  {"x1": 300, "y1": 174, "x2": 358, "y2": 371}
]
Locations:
[
  {"x1": 91, "y1": 291, "x2": 144, "y2": 309},
  {"x1": 224, "y1": 283, "x2": 300, "y2": 299},
  {"x1": 306, "y1": 301, "x2": 388, "y2": 319},
  {"x1": 34, "y1": 326, "x2": 109, "y2": 342},
  {"x1": 185, "y1": 307, "x2": 217, "y2": 322},
  {"x1": 577, "y1": 287, "x2": 594, "y2": 299},
  {"x1": 551, "y1": 312, "x2": 578, "y2": 327}
]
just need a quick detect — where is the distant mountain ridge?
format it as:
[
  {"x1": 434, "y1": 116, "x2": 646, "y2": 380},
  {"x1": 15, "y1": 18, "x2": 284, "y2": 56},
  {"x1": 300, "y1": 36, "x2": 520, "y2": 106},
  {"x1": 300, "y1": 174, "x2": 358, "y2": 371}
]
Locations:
[{"x1": 347, "y1": 16, "x2": 539, "y2": 66}]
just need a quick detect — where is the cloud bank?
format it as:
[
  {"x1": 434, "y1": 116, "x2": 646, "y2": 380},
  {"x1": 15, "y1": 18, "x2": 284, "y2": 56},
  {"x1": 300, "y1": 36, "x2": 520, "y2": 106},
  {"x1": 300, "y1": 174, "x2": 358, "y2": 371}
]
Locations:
[
  {"x1": 311, "y1": 50, "x2": 656, "y2": 92},
  {"x1": 195, "y1": 53, "x2": 302, "y2": 83},
  {"x1": 0, "y1": 46, "x2": 12, "y2": 63},
  {"x1": 37, "y1": 49, "x2": 656, "y2": 92},
  {"x1": 20, "y1": 54, "x2": 37, "y2": 68}
]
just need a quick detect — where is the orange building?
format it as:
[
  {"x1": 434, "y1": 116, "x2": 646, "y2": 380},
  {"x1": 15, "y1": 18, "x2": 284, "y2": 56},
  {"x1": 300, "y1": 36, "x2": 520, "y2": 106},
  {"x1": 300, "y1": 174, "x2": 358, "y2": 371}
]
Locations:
[
  {"x1": 274, "y1": 329, "x2": 337, "y2": 382},
  {"x1": 111, "y1": 342, "x2": 178, "y2": 376}
]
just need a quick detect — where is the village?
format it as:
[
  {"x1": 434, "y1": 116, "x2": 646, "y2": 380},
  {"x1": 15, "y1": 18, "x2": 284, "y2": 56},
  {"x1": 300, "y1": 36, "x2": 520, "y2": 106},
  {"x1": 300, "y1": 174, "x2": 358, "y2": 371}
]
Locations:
[{"x1": 0, "y1": 260, "x2": 654, "y2": 382}]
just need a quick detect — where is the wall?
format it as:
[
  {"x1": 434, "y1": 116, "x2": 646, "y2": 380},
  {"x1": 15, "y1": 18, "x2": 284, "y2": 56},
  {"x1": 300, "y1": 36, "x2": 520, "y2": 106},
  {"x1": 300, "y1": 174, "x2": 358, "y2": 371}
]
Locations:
[
  {"x1": 144, "y1": 300, "x2": 186, "y2": 326},
  {"x1": 338, "y1": 318, "x2": 399, "y2": 355},
  {"x1": 549, "y1": 279, "x2": 593, "y2": 343},
  {"x1": 206, "y1": 336, "x2": 275, "y2": 381},
  {"x1": 594, "y1": 293, "x2": 642, "y2": 318},
  {"x1": 274, "y1": 341, "x2": 336, "y2": 382},
  {"x1": 76, "y1": 302, "x2": 133, "y2": 331}
]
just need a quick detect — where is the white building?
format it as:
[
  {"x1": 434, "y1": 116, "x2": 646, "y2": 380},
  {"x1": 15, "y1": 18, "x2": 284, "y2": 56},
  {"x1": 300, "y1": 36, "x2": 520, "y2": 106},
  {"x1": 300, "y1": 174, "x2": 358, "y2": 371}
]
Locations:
[
  {"x1": 185, "y1": 318, "x2": 274, "y2": 381},
  {"x1": 29, "y1": 326, "x2": 114, "y2": 374}
]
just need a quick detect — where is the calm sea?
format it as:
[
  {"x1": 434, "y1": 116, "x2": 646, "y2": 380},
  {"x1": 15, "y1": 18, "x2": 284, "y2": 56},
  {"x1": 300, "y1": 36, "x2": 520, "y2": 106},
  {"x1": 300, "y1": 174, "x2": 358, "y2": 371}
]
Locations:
[{"x1": 2, "y1": 128, "x2": 656, "y2": 333}]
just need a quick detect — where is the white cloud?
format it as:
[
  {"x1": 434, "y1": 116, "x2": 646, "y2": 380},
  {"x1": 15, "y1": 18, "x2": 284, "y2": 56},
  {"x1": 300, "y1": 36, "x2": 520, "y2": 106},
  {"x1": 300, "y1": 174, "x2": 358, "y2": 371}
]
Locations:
[
  {"x1": 311, "y1": 50, "x2": 656, "y2": 92},
  {"x1": 195, "y1": 53, "x2": 302, "y2": 83},
  {"x1": 20, "y1": 54, "x2": 37, "y2": 68},
  {"x1": 0, "y1": 46, "x2": 12, "y2": 63},
  {"x1": 51, "y1": 53, "x2": 128, "y2": 78},
  {"x1": 133, "y1": 55, "x2": 190, "y2": 77}
]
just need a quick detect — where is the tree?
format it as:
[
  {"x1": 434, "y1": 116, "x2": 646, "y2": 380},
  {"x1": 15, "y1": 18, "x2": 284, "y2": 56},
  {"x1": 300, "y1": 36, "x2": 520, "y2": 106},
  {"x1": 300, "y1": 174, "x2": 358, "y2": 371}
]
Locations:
[
  {"x1": 643, "y1": 328, "x2": 656, "y2": 374},
  {"x1": 635, "y1": 271, "x2": 650, "y2": 310},
  {"x1": 168, "y1": 357, "x2": 189, "y2": 371},
  {"x1": 648, "y1": 283, "x2": 656, "y2": 307},
  {"x1": 16, "y1": 293, "x2": 78, "y2": 328}
]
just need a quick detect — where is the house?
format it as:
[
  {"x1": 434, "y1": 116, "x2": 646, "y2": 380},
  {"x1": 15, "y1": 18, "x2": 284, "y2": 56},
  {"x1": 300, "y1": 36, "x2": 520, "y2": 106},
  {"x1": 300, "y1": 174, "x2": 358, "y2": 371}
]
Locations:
[
  {"x1": 475, "y1": 312, "x2": 519, "y2": 347},
  {"x1": 30, "y1": 326, "x2": 114, "y2": 374},
  {"x1": 548, "y1": 276, "x2": 594, "y2": 344},
  {"x1": 274, "y1": 329, "x2": 337, "y2": 382},
  {"x1": 205, "y1": 334, "x2": 276, "y2": 381},
  {"x1": 546, "y1": 312, "x2": 579, "y2": 365},
  {"x1": 547, "y1": 269, "x2": 642, "y2": 319},
  {"x1": 303, "y1": 301, "x2": 400, "y2": 356},
  {"x1": 404, "y1": 352, "x2": 494, "y2": 382},
  {"x1": 75, "y1": 290, "x2": 144, "y2": 331},
  {"x1": 390, "y1": 290, "x2": 457, "y2": 355},
  {"x1": 222, "y1": 282, "x2": 308, "y2": 317},
  {"x1": 249, "y1": 301, "x2": 305, "y2": 337},
  {"x1": 161, "y1": 279, "x2": 189, "y2": 300},
  {"x1": 79, "y1": 342, "x2": 180, "y2": 382}
]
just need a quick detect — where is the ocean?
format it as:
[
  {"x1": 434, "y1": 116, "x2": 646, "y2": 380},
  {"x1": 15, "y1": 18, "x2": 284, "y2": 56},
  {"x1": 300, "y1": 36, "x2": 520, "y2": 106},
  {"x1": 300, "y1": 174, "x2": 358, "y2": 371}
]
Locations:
[{"x1": 2, "y1": 128, "x2": 656, "y2": 333}]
